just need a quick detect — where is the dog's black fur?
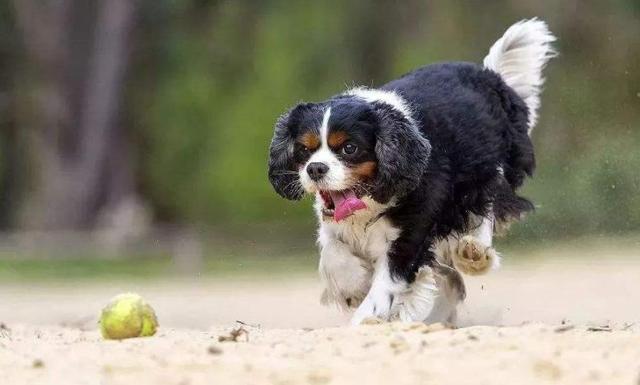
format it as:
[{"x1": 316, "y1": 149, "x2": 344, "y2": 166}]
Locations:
[
  {"x1": 269, "y1": 61, "x2": 535, "y2": 284},
  {"x1": 379, "y1": 62, "x2": 534, "y2": 281}
]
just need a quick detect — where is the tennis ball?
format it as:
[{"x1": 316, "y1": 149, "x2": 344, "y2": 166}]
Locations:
[{"x1": 99, "y1": 293, "x2": 158, "y2": 340}]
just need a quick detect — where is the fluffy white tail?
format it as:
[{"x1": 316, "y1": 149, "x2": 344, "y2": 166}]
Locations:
[{"x1": 483, "y1": 18, "x2": 557, "y2": 131}]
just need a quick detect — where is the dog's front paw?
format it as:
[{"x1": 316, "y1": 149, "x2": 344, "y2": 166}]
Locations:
[
  {"x1": 452, "y1": 235, "x2": 500, "y2": 275},
  {"x1": 350, "y1": 288, "x2": 394, "y2": 326}
]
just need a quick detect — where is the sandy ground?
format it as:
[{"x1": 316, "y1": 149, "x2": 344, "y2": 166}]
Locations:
[
  {"x1": 2, "y1": 249, "x2": 640, "y2": 384},
  {"x1": 2, "y1": 322, "x2": 640, "y2": 385}
]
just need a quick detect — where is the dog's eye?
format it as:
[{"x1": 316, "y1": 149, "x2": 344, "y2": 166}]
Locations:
[{"x1": 342, "y1": 143, "x2": 358, "y2": 155}]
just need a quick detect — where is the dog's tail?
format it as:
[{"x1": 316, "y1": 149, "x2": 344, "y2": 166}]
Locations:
[{"x1": 483, "y1": 18, "x2": 557, "y2": 131}]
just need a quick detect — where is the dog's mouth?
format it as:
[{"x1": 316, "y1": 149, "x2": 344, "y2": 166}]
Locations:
[{"x1": 319, "y1": 189, "x2": 367, "y2": 221}]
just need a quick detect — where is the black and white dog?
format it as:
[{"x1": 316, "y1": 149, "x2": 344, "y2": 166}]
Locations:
[{"x1": 268, "y1": 19, "x2": 556, "y2": 325}]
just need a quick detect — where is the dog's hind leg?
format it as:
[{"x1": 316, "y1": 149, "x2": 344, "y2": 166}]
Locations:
[{"x1": 449, "y1": 212, "x2": 501, "y2": 276}]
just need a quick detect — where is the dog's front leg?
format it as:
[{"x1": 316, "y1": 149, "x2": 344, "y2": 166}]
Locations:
[
  {"x1": 350, "y1": 252, "x2": 406, "y2": 325},
  {"x1": 351, "y1": 231, "x2": 438, "y2": 325},
  {"x1": 319, "y1": 235, "x2": 372, "y2": 310}
]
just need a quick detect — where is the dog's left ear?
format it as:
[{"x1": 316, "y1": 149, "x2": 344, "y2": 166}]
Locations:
[
  {"x1": 268, "y1": 109, "x2": 303, "y2": 200},
  {"x1": 372, "y1": 103, "x2": 431, "y2": 203}
]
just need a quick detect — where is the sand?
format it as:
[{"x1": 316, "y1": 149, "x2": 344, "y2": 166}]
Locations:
[
  {"x1": 2, "y1": 251, "x2": 640, "y2": 385},
  {"x1": 2, "y1": 322, "x2": 639, "y2": 385}
]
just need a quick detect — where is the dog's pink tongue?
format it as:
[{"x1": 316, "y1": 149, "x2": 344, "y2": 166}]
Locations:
[{"x1": 330, "y1": 190, "x2": 367, "y2": 222}]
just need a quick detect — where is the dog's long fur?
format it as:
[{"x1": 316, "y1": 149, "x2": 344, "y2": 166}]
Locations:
[{"x1": 268, "y1": 19, "x2": 556, "y2": 324}]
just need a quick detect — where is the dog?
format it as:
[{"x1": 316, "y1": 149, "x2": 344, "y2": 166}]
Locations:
[{"x1": 268, "y1": 19, "x2": 556, "y2": 325}]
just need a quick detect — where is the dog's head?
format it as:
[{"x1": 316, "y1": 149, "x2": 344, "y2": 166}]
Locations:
[{"x1": 268, "y1": 89, "x2": 431, "y2": 218}]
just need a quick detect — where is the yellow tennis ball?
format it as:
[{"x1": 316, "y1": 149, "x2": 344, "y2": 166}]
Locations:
[{"x1": 100, "y1": 293, "x2": 158, "y2": 340}]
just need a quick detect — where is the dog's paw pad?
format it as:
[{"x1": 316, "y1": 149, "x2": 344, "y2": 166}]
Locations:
[{"x1": 454, "y1": 236, "x2": 499, "y2": 275}]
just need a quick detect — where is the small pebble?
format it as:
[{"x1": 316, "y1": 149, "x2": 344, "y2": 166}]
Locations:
[
  {"x1": 207, "y1": 345, "x2": 223, "y2": 355},
  {"x1": 32, "y1": 359, "x2": 45, "y2": 368}
]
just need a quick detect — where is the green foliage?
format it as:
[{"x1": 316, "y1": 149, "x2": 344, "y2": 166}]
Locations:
[
  {"x1": 506, "y1": 140, "x2": 640, "y2": 241},
  {"x1": 136, "y1": 1, "x2": 354, "y2": 224}
]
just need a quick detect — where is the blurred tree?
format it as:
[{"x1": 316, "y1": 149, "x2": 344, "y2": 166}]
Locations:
[
  {"x1": 0, "y1": 2, "x2": 20, "y2": 229},
  {"x1": 13, "y1": 0, "x2": 139, "y2": 229},
  {"x1": 0, "y1": 0, "x2": 638, "y2": 241}
]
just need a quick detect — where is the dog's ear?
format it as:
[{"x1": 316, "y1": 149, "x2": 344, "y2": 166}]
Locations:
[
  {"x1": 371, "y1": 103, "x2": 431, "y2": 203},
  {"x1": 268, "y1": 103, "x2": 314, "y2": 200}
]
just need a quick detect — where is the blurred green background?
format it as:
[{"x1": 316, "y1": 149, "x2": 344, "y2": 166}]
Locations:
[{"x1": 0, "y1": 0, "x2": 639, "y2": 278}]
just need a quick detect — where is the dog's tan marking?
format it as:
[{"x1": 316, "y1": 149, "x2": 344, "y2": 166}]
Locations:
[
  {"x1": 327, "y1": 131, "x2": 349, "y2": 148},
  {"x1": 351, "y1": 161, "x2": 377, "y2": 179},
  {"x1": 299, "y1": 132, "x2": 320, "y2": 150}
]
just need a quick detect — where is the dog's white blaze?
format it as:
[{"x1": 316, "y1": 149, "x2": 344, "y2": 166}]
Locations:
[
  {"x1": 320, "y1": 107, "x2": 331, "y2": 147},
  {"x1": 483, "y1": 18, "x2": 557, "y2": 131}
]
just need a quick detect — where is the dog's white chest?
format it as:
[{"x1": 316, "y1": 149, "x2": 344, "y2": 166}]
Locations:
[
  {"x1": 317, "y1": 198, "x2": 399, "y2": 263},
  {"x1": 337, "y1": 219, "x2": 392, "y2": 262}
]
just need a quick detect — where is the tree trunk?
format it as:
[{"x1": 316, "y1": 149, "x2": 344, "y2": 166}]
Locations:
[{"x1": 13, "y1": 0, "x2": 139, "y2": 230}]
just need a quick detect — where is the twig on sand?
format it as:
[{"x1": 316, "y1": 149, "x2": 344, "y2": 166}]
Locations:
[
  {"x1": 0, "y1": 323, "x2": 11, "y2": 339},
  {"x1": 587, "y1": 325, "x2": 612, "y2": 332},
  {"x1": 218, "y1": 326, "x2": 250, "y2": 343},
  {"x1": 554, "y1": 324, "x2": 575, "y2": 333},
  {"x1": 235, "y1": 320, "x2": 260, "y2": 329},
  {"x1": 621, "y1": 323, "x2": 635, "y2": 331}
]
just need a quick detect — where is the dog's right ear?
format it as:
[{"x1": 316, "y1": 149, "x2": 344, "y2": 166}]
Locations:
[
  {"x1": 371, "y1": 103, "x2": 431, "y2": 204},
  {"x1": 267, "y1": 103, "x2": 314, "y2": 200}
]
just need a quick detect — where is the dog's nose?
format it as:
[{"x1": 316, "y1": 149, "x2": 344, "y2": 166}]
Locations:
[{"x1": 307, "y1": 162, "x2": 329, "y2": 181}]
